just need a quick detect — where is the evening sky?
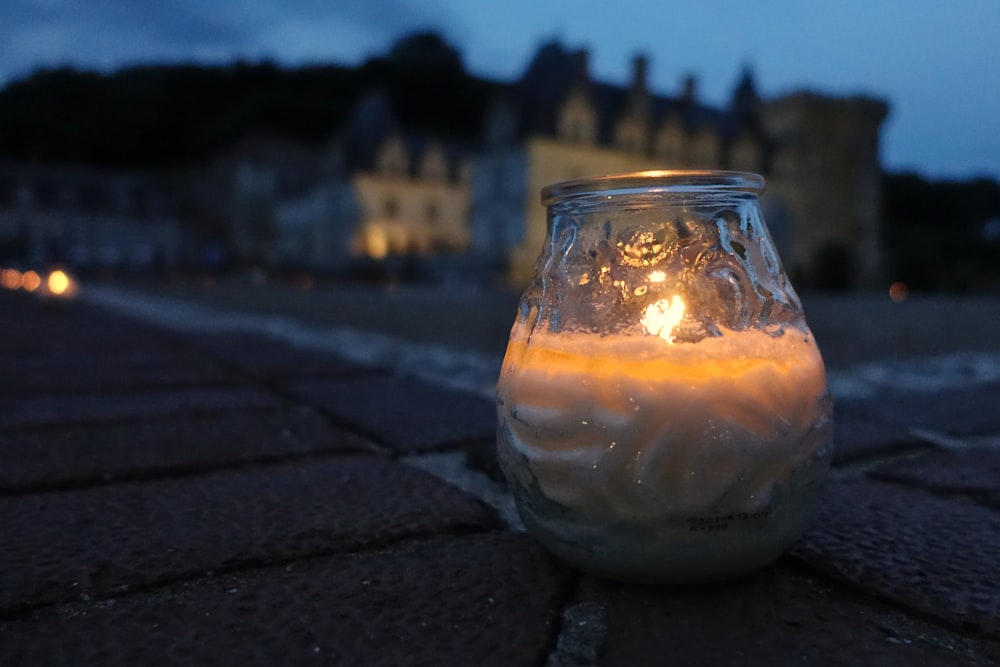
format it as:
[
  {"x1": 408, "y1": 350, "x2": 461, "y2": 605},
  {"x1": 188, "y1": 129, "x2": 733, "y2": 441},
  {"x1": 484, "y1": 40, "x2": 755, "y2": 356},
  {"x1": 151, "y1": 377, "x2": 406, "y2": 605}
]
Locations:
[{"x1": 2, "y1": 0, "x2": 997, "y2": 179}]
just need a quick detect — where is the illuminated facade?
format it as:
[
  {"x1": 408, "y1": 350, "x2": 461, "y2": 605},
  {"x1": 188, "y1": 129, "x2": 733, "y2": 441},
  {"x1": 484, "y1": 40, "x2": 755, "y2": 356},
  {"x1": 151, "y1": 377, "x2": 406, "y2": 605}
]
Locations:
[
  {"x1": 472, "y1": 43, "x2": 889, "y2": 288},
  {"x1": 335, "y1": 92, "x2": 473, "y2": 262}
]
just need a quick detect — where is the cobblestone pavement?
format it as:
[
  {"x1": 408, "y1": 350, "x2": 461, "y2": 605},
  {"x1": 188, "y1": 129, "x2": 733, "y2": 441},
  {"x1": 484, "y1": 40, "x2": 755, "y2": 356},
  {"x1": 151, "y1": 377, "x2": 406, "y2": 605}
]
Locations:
[{"x1": 2, "y1": 286, "x2": 999, "y2": 665}]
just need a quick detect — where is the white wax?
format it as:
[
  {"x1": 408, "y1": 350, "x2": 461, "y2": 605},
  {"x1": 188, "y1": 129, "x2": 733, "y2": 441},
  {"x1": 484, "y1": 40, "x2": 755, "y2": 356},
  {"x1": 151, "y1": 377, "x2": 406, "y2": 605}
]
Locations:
[{"x1": 497, "y1": 326, "x2": 831, "y2": 525}]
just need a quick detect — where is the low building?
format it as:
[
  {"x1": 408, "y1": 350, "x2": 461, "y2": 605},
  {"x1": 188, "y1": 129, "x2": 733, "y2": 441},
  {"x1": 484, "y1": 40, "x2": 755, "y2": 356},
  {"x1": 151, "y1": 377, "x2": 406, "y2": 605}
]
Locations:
[
  {"x1": 218, "y1": 92, "x2": 474, "y2": 277},
  {"x1": 0, "y1": 162, "x2": 183, "y2": 272}
]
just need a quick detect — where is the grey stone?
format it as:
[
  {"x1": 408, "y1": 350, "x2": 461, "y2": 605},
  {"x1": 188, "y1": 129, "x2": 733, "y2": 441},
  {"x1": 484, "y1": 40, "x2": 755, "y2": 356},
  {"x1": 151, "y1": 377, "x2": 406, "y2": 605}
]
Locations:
[
  {"x1": 831, "y1": 398, "x2": 925, "y2": 465},
  {"x1": 288, "y1": 373, "x2": 496, "y2": 451},
  {"x1": 0, "y1": 386, "x2": 281, "y2": 430},
  {"x1": 0, "y1": 532, "x2": 574, "y2": 667},
  {"x1": 0, "y1": 456, "x2": 499, "y2": 614},
  {"x1": 873, "y1": 383, "x2": 1000, "y2": 437},
  {"x1": 871, "y1": 445, "x2": 1000, "y2": 509},
  {"x1": 792, "y1": 476, "x2": 1000, "y2": 637},
  {"x1": 0, "y1": 406, "x2": 373, "y2": 493},
  {"x1": 0, "y1": 353, "x2": 238, "y2": 397},
  {"x1": 189, "y1": 331, "x2": 377, "y2": 381},
  {"x1": 583, "y1": 566, "x2": 1000, "y2": 666}
]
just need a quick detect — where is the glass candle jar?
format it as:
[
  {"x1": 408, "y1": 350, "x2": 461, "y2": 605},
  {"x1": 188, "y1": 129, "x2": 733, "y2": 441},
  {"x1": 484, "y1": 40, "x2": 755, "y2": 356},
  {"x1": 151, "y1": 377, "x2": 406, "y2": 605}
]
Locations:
[{"x1": 496, "y1": 171, "x2": 833, "y2": 584}]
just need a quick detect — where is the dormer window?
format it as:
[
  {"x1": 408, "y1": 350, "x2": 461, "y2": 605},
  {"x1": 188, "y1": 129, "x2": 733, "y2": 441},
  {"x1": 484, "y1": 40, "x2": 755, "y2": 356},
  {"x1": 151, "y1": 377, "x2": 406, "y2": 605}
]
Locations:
[
  {"x1": 377, "y1": 135, "x2": 408, "y2": 176},
  {"x1": 729, "y1": 134, "x2": 761, "y2": 172},
  {"x1": 558, "y1": 89, "x2": 597, "y2": 145},
  {"x1": 420, "y1": 146, "x2": 448, "y2": 181},
  {"x1": 654, "y1": 121, "x2": 685, "y2": 163},
  {"x1": 615, "y1": 117, "x2": 647, "y2": 154},
  {"x1": 691, "y1": 127, "x2": 719, "y2": 166}
]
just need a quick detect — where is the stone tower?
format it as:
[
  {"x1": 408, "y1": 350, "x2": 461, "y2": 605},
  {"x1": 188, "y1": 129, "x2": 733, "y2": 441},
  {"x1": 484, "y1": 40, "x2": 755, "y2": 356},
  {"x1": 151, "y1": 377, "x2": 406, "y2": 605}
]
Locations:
[{"x1": 762, "y1": 93, "x2": 890, "y2": 288}]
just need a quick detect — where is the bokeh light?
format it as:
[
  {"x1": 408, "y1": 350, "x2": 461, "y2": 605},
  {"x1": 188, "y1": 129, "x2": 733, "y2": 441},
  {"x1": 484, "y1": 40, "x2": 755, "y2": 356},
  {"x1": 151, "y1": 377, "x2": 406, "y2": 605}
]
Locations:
[
  {"x1": 1, "y1": 268, "x2": 23, "y2": 289},
  {"x1": 21, "y1": 270, "x2": 41, "y2": 292},
  {"x1": 46, "y1": 269, "x2": 76, "y2": 297}
]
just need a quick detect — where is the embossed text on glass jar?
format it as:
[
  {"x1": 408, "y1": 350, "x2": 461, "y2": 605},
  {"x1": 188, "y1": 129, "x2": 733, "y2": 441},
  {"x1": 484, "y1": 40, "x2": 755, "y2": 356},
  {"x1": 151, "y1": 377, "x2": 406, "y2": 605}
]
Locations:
[{"x1": 496, "y1": 171, "x2": 833, "y2": 584}]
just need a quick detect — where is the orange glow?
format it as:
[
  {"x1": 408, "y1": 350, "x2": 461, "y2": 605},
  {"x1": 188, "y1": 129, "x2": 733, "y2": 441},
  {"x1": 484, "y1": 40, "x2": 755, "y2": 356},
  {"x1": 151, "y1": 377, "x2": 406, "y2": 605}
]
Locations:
[
  {"x1": 500, "y1": 328, "x2": 823, "y2": 386},
  {"x1": 47, "y1": 270, "x2": 75, "y2": 297},
  {"x1": 889, "y1": 281, "x2": 909, "y2": 303},
  {"x1": 648, "y1": 270, "x2": 667, "y2": 283},
  {"x1": 364, "y1": 225, "x2": 389, "y2": 259},
  {"x1": 1, "y1": 268, "x2": 23, "y2": 289},
  {"x1": 21, "y1": 270, "x2": 41, "y2": 292},
  {"x1": 641, "y1": 295, "x2": 686, "y2": 343}
]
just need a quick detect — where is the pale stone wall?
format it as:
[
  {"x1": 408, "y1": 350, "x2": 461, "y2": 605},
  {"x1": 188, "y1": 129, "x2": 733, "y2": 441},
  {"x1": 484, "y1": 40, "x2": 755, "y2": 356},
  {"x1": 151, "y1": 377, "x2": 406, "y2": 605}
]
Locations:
[
  {"x1": 350, "y1": 172, "x2": 471, "y2": 258},
  {"x1": 508, "y1": 137, "x2": 659, "y2": 285}
]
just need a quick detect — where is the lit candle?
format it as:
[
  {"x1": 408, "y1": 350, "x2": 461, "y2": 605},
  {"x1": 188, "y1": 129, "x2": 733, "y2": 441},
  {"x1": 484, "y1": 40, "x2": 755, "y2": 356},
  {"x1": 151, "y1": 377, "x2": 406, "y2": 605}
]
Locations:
[
  {"x1": 497, "y1": 171, "x2": 833, "y2": 584},
  {"x1": 497, "y1": 309, "x2": 831, "y2": 583}
]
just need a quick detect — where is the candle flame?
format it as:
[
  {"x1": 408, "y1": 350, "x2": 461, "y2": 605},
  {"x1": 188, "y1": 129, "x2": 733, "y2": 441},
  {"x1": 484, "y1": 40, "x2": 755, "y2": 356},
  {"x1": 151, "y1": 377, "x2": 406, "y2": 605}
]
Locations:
[{"x1": 642, "y1": 295, "x2": 685, "y2": 343}]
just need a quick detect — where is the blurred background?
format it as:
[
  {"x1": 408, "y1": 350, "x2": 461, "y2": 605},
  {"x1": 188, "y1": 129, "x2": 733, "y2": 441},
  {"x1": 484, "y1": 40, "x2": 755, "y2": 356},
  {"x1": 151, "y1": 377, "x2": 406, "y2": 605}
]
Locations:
[{"x1": 1, "y1": 0, "x2": 999, "y2": 365}]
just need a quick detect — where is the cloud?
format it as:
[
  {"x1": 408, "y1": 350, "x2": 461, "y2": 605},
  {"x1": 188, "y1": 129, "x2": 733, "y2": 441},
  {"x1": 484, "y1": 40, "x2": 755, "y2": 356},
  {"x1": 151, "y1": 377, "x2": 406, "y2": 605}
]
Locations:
[{"x1": 0, "y1": 0, "x2": 453, "y2": 83}]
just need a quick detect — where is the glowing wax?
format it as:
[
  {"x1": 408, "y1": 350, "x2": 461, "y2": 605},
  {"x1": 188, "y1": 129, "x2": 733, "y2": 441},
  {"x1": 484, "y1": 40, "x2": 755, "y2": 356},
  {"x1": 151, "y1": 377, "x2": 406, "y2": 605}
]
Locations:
[{"x1": 496, "y1": 325, "x2": 832, "y2": 583}]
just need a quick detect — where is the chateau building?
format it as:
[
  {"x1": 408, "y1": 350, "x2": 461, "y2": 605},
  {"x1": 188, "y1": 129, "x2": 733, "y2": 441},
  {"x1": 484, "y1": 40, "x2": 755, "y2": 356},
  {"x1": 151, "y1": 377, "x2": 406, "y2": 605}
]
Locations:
[
  {"x1": 0, "y1": 40, "x2": 889, "y2": 289},
  {"x1": 472, "y1": 42, "x2": 889, "y2": 288},
  {"x1": 334, "y1": 91, "x2": 473, "y2": 262}
]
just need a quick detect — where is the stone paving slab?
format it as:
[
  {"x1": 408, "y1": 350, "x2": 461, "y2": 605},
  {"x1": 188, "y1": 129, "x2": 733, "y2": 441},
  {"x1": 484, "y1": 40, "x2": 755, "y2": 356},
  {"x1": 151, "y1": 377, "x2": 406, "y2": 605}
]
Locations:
[
  {"x1": 0, "y1": 532, "x2": 573, "y2": 667},
  {"x1": 578, "y1": 565, "x2": 1000, "y2": 666},
  {"x1": 4, "y1": 289, "x2": 1000, "y2": 664},
  {"x1": 0, "y1": 353, "x2": 238, "y2": 397},
  {"x1": 1, "y1": 302, "x2": 190, "y2": 357},
  {"x1": 792, "y1": 476, "x2": 1000, "y2": 638},
  {"x1": 465, "y1": 435, "x2": 505, "y2": 482},
  {"x1": 871, "y1": 444, "x2": 1000, "y2": 509},
  {"x1": 189, "y1": 331, "x2": 379, "y2": 381},
  {"x1": 0, "y1": 456, "x2": 499, "y2": 615},
  {"x1": 830, "y1": 398, "x2": 926, "y2": 465},
  {"x1": 0, "y1": 385, "x2": 282, "y2": 431},
  {"x1": 869, "y1": 383, "x2": 1000, "y2": 437},
  {"x1": 0, "y1": 405, "x2": 372, "y2": 493},
  {"x1": 287, "y1": 373, "x2": 497, "y2": 452}
]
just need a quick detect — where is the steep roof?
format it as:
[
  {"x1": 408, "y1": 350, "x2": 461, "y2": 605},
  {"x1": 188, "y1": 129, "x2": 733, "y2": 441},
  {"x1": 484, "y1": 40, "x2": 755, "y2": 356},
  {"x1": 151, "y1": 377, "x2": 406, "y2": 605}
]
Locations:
[
  {"x1": 500, "y1": 40, "x2": 758, "y2": 146},
  {"x1": 335, "y1": 89, "x2": 469, "y2": 180}
]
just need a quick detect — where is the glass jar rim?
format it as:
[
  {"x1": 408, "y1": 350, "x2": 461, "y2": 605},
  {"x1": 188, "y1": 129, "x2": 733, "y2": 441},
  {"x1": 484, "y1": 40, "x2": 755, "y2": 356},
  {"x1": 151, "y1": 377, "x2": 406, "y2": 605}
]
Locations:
[{"x1": 541, "y1": 170, "x2": 765, "y2": 206}]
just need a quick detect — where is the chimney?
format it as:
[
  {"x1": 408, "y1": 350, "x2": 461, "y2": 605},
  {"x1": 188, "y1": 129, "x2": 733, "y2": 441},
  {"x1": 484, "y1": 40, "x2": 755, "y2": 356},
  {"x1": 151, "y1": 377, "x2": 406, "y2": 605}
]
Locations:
[
  {"x1": 631, "y1": 54, "x2": 648, "y2": 93},
  {"x1": 682, "y1": 74, "x2": 697, "y2": 103},
  {"x1": 571, "y1": 49, "x2": 590, "y2": 84}
]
